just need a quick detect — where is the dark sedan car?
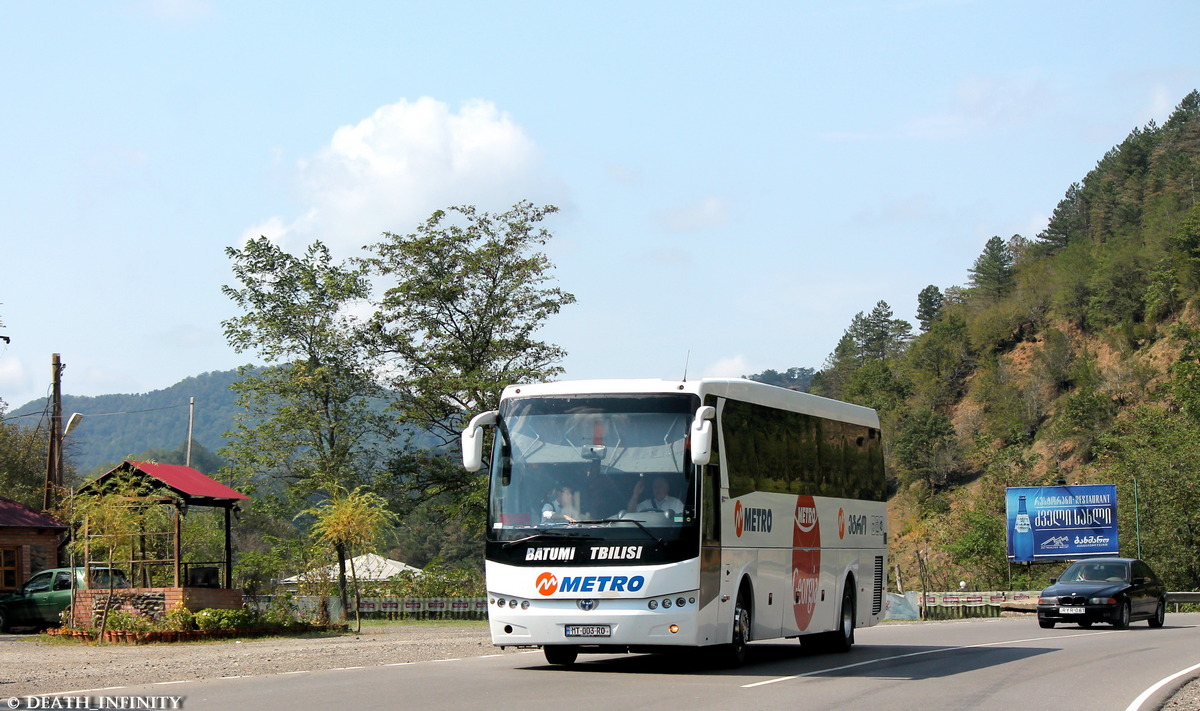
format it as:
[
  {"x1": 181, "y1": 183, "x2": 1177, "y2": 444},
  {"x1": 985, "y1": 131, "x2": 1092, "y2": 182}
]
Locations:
[{"x1": 1037, "y1": 557, "x2": 1166, "y2": 629}]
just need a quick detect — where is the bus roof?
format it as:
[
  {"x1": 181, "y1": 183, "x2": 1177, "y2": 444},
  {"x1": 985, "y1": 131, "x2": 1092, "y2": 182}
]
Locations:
[{"x1": 499, "y1": 378, "x2": 880, "y2": 429}]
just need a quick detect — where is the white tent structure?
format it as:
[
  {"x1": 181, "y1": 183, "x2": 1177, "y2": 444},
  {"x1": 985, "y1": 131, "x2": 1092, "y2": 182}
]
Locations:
[{"x1": 281, "y1": 553, "x2": 422, "y2": 587}]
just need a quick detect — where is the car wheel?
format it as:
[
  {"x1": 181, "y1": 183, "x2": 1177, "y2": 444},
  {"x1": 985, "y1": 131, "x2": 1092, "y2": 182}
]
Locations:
[
  {"x1": 1113, "y1": 600, "x2": 1131, "y2": 629},
  {"x1": 0, "y1": 608, "x2": 9, "y2": 634},
  {"x1": 543, "y1": 645, "x2": 579, "y2": 666},
  {"x1": 1038, "y1": 618, "x2": 1055, "y2": 629},
  {"x1": 722, "y1": 587, "x2": 751, "y2": 668},
  {"x1": 826, "y1": 586, "x2": 855, "y2": 653},
  {"x1": 1148, "y1": 599, "x2": 1166, "y2": 628}
]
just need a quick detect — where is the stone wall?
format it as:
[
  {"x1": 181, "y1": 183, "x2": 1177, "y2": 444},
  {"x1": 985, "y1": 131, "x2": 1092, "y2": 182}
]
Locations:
[{"x1": 70, "y1": 587, "x2": 244, "y2": 628}]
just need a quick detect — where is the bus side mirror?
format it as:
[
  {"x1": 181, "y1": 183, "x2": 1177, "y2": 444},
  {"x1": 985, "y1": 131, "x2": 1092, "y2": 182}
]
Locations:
[
  {"x1": 690, "y1": 406, "x2": 716, "y2": 465},
  {"x1": 462, "y1": 410, "x2": 499, "y2": 471}
]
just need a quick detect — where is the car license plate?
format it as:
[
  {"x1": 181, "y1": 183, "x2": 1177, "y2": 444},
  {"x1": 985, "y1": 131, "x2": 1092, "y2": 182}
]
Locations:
[
  {"x1": 1059, "y1": 606, "x2": 1085, "y2": 614},
  {"x1": 564, "y1": 625, "x2": 611, "y2": 637}
]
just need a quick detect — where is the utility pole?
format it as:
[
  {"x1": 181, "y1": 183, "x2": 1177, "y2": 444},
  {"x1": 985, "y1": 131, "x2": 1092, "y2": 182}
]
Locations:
[
  {"x1": 42, "y1": 353, "x2": 63, "y2": 511},
  {"x1": 186, "y1": 397, "x2": 194, "y2": 468}
]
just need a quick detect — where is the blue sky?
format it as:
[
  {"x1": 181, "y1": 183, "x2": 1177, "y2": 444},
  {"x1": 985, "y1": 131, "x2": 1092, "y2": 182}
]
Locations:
[{"x1": 2, "y1": 1, "x2": 1199, "y2": 411}]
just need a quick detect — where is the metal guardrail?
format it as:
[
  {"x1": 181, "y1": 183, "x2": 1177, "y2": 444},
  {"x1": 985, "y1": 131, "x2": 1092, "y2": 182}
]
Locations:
[{"x1": 1167, "y1": 592, "x2": 1200, "y2": 604}]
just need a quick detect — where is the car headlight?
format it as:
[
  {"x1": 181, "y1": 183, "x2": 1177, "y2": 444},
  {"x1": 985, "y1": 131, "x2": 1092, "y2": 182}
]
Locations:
[{"x1": 1089, "y1": 597, "x2": 1117, "y2": 605}]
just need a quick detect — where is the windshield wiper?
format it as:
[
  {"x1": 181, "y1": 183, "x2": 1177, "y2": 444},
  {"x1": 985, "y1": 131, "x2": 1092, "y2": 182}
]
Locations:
[
  {"x1": 572, "y1": 518, "x2": 665, "y2": 549},
  {"x1": 500, "y1": 529, "x2": 592, "y2": 549}
]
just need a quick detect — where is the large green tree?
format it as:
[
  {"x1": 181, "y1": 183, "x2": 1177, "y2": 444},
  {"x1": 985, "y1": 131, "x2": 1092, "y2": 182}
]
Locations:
[
  {"x1": 0, "y1": 411, "x2": 48, "y2": 509},
  {"x1": 361, "y1": 202, "x2": 575, "y2": 442},
  {"x1": 220, "y1": 237, "x2": 396, "y2": 530},
  {"x1": 360, "y1": 202, "x2": 575, "y2": 522}
]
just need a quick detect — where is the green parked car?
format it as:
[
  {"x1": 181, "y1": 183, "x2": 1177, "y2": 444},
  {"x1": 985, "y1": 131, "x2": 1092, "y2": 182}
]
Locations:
[{"x1": 0, "y1": 567, "x2": 129, "y2": 632}]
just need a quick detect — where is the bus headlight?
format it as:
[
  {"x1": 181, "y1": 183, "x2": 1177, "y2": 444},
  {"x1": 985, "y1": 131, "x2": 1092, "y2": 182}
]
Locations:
[{"x1": 648, "y1": 600, "x2": 658, "y2": 610}]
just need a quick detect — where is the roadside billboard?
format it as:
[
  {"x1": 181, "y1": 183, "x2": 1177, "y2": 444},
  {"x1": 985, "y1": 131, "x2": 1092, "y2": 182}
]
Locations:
[{"x1": 1005, "y1": 485, "x2": 1118, "y2": 562}]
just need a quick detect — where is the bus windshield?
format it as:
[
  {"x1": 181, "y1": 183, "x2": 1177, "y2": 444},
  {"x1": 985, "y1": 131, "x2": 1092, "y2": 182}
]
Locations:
[{"x1": 487, "y1": 393, "x2": 699, "y2": 542}]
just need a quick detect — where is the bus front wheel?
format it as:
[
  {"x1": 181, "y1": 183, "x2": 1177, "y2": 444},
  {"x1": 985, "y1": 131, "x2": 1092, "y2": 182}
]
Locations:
[
  {"x1": 543, "y1": 645, "x2": 579, "y2": 666},
  {"x1": 721, "y1": 588, "x2": 751, "y2": 668}
]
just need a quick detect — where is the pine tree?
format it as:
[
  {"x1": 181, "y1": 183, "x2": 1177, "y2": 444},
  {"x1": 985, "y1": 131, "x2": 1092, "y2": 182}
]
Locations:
[
  {"x1": 968, "y1": 236, "x2": 1015, "y2": 302},
  {"x1": 916, "y1": 285, "x2": 943, "y2": 332}
]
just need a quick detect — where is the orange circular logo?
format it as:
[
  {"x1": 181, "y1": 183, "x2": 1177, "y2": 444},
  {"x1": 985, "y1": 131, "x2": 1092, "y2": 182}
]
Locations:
[
  {"x1": 734, "y1": 500, "x2": 744, "y2": 537},
  {"x1": 535, "y1": 572, "x2": 559, "y2": 596},
  {"x1": 838, "y1": 508, "x2": 846, "y2": 539}
]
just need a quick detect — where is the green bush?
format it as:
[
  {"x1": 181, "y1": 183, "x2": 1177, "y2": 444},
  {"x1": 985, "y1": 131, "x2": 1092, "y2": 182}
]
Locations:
[
  {"x1": 106, "y1": 609, "x2": 154, "y2": 632},
  {"x1": 193, "y1": 607, "x2": 258, "y2": 630},
  {"x1": 164, "y1": 605, "x2": 195, "y2": 632}
]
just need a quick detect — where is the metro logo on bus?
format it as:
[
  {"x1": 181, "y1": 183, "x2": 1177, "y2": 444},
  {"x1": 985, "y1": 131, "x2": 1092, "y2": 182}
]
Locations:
[
  {"x1": 535, "y1": 571, "x2": 645, "y2": 596},
  {"x1": 792, "y1": 495, "x2": 821, "y2": 630},
  {"x1": 734, "y1": 500, "x2": 773, "y2": 537}
]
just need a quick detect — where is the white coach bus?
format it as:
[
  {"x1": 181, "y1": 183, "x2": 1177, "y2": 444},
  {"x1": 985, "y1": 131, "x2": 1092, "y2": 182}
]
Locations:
[{"x1": 461, "y1": 378, "x2": 887, "y2": 666}]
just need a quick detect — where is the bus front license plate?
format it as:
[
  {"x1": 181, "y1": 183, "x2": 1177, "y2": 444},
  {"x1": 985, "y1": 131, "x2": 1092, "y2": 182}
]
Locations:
[{"x1": 565, "y1": 625, "x2": 611, "y2": 637}]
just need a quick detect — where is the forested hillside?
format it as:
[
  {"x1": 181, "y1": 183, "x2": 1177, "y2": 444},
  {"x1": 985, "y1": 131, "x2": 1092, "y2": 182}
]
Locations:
[
  {"x1": 805, "y1": 91, "x2": 1200, "y2": 593},
  {"x1": 12, "y1": 369, "x2": 244, "y2": 476}
]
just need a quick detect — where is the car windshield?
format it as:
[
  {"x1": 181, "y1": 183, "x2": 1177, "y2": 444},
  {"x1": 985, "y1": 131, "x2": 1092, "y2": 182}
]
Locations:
[
  {"x1": 88, "y1": 569, "x2": 130, "y2": 588},
  {"x1": 1060, "y1": 561, "x2": 1128, "y2": 583},
  {"x1": 487, "y1": 393, "x2": 698, "y2": 542}
]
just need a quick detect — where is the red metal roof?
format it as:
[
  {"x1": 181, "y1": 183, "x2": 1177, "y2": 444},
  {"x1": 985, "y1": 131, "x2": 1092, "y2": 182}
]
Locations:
[
  {"x1": 106, "y1": 460, "x2": 249, "y2": 502},
  {"x1": 0, "y1": 496, "x2": 67, "y2": 529}
]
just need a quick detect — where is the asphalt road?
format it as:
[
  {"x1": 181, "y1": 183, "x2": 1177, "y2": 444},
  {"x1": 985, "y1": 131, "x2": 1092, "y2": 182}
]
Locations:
[{"x1": 23, "y1": 614, "x2": 1200, "y2": 711}]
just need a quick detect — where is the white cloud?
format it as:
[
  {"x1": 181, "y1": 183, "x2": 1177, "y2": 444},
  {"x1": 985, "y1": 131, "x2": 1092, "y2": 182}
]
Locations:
[
  {"x1": 607, "y1": 164, "x2": 639, "y2": 184},
  {"x1": 1139, "y1": 84, "x2": 1180, "y2": 126},
  {"x1": 657, "y1": 195, "x2": 731, "y2": 233},
  {"x1": 261, "y1": 97, "x2": 553, "y2": 257},
  {"x1": 0, "y1": 357, "x2": 32, "y2": 407},
  {"x1": 702, "y1": 355, "x2": 752, "y2": 379},
  {"x1": 238, "y1": 215, "x2": 292, "y2": 247},
  {"x1": 904, "y1": 76, "x2": 1054, "y2": 139}
]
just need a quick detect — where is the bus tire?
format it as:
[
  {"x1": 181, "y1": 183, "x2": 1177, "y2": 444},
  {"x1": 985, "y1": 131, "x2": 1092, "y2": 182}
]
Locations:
[
  {"x1": 827, "y1": 585, "x2": 855, "y2": 653},
  {"x1": 721, "y1": 586, "x2": 751, "y2": 668},
  {"x1": 543, "y1": 645, "x2": 579, "y2": 666}
]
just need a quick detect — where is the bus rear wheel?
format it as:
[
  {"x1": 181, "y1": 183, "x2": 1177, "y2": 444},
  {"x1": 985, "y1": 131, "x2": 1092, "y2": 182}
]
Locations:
[{"x1": 543, "y1": 645, "x2": 579, "y2": 666}]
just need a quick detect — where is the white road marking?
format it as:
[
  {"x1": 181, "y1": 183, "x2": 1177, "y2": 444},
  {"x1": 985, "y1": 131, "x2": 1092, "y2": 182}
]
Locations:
[
  {"x1": 1125, "y1": 660, "x2": 1200, "y2": 711},
  {"x1": 742, "y1": 630, "x2": 1116, "y2": 688}
]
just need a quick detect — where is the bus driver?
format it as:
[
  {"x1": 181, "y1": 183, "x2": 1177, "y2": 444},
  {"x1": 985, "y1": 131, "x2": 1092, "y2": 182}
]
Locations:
[
  {"x1": 627, "y1": 476, "x2": 684, "y2": 515},
  {"x1": 542, "y1": 484, "x2": 581, "y2": 523}
]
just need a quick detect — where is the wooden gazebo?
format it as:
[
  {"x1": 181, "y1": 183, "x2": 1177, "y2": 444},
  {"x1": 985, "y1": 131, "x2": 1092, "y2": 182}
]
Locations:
[{"x1": 70, "y1": 460, "x2": 250, "y2": 625}]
